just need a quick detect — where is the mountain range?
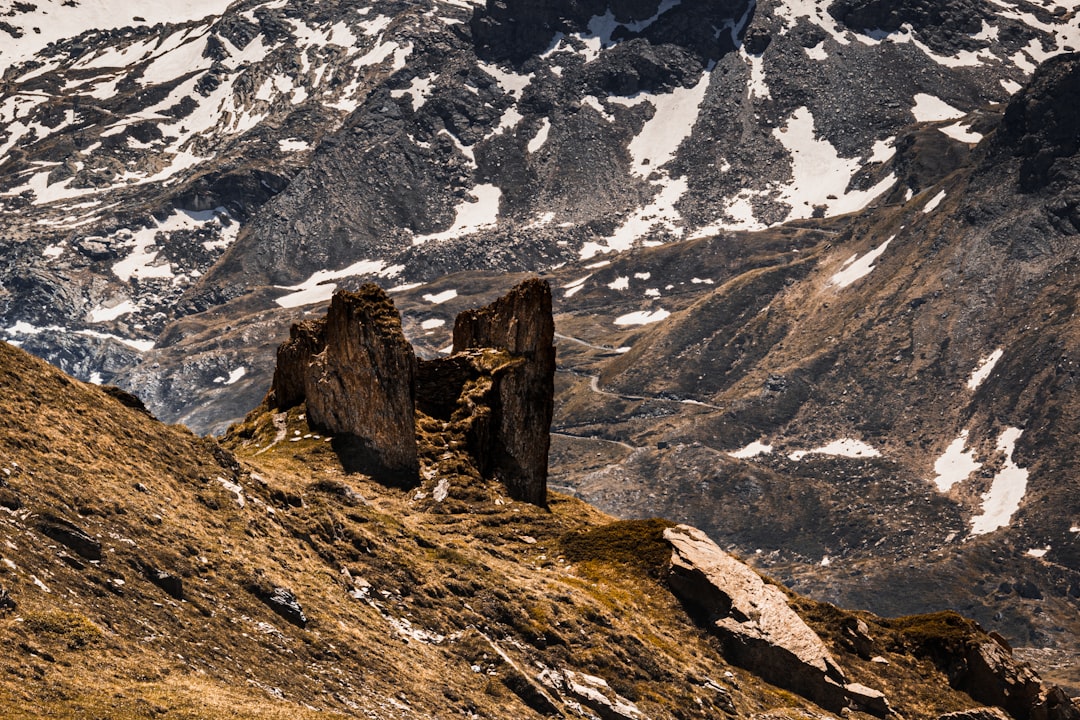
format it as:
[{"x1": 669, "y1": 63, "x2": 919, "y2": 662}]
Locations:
[{"x1": 1, "y1": 0, "x2": 1079, "y2": 702}]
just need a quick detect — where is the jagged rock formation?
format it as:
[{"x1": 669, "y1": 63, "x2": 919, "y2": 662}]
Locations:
[
  {"x1": 263, "y1": 279, "x2": 555, "y2": 503},
  {"x1": 665, "y1": 524, "x2": 887, "y2": 716},
  {"x1": 448, "y1": 277, "x2": 555, "y2": 506},
  {"x1": 268, "y1": 285, "x2": 419, "y2": 483}
]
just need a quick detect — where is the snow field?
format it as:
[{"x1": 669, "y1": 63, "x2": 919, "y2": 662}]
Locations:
[
  {"x1": 829, "y1": 235, "x2": 894, "y2": 289},
  {"x1": 788, "y1": 439, "x2": 881, "y2": 461},
  {"x1": 967, "y1": 349, "x2": 1004, "y2": 390},
  {"x1": 969, "y1": 427, "x2": 1029, "y2": 536},
  {"x1": 276, "y1": 260, "x2": 403, "y2": 308}
]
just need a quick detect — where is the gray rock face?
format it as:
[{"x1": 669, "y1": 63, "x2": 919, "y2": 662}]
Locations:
[
  {"x1": 664, "y1": 524, "x2": 888, "y2": 716},
  {"x1": 451, "y1": 278, "x2": 555, "y2": 506},
  {"x1": 269, "y1": 285, "x2": 419, "y2": 484}
]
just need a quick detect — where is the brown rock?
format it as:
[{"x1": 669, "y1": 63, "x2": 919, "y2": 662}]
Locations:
[
  {"x1": 451, "y1": 278, "x2": 555, "y2": 505},
  {"x1": 268, "y1": 285, "x2": 418, "y2": 483},
  {"x1": 664, "y1": 524, "x2": 890, "y2": 715},
  {"x1": 964, "y1": 641, "x2": 1080, "y2": 720}
]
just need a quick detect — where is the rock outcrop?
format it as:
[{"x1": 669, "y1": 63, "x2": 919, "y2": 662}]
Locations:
[
  {"x1": 664, "y1": 524, "x2": 888, "y2": 716},
  {"x1": 963, "y1": 640, "x2": 1080, "y2": 720},
  {"x1": 449, "y1": 278, "x2": 555, "y2": 506},
  {"x1": 264, "y1": 279, "x2": 555, "y2": 505},
  {"x1": 268, "y1": 285, "x2": 418, "y2": 483}
]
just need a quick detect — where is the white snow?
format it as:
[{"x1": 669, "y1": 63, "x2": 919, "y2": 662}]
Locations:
[
  {"x1": 4, "y1": 319, "x2": 154, "y2": 352},
  {"x1": 0, "y1": 0, "x2": 234, "y2": 66},
  {"x1": 922, "y1": 189, "x2": 947, "y2": 213},
  {"x1": 805, "y1": 42, "x2": 829, "y2": 61},
  {"x1": 563, "y1": 275, "x2": 592, "y2": 298},
  {"x1": 939, "y1": 121, "x2": 983, "y2": 144},
  {"x1": 967, "y1": 348, "x2": 1003, "y2": 391},
  {"x1": 614, "y1": 309, "x2": 670, "y2": 326},
  {"x1": 527, "y1": 119, "x2": 552, "y2": 154},
  {"x1": 970, "y1": 427, "x2": 1029, "y2": 536},
  {"x1": 275, "y1": 260, "x2": 399, "y2": 308},
  {"x1": 626, "y1": 71, "x2": 710, "y2": 175},
  {"x1": 390, "y1": 73, "x2": 438, "y2": 109},
  {"x1": 478, "y1": 61, "x2": 533, "y2": 98},
  {"x1": 930, "y1": 430, "x2": 982, "y2": 493},
  {"x1": 702, "y1": 106, "x2": 895, "y2": 234},
  {"x1": 1001, "y1": 79, "x2": 1023, "y2": 94},
  {"x1": 1026, "y1": 547, "x2": 1050, "y2": 558},
  {"x1": 88, "y1": 299, "x2": 137, "y2": 323},
  {"x1": 279, "y1": 138, "x2": 311, "y2": 152},
  {"x1": 420, "y1": 318, "x2": 446, "y2": 330},
  {"x1": 744, "y1": 49, "x2": 771, "y2": 100},
  {"x1": 412, "y1": 184, "x2": 501, "y2": 245},
  {"x1": 634, "y1": 272, "x2": 651, "y2": 280},
  {"x1": 423, "y1": 290, "x2": 458, "y2": 305},
  {"x1": 607, "y1": 277, "x2": 629, "y2": 291},
  {"x1": 111, "y1": 208, "x2": 234, "y2": 282},
  {"x1": 788, "y1": 439, "x2": 881, "y2": 461},
  {"x1": 829, "y1": 236, "x2": 893, "y2": 288},
  {"x1": 911, "y1": 93, "x2": 966, "y2": 123},
  {"x1": 214, "y1": 367, "x2": 246, "y2": 385},
  {"x1": 583, "y1": 175, "x2": 689, "y2": 259},
  {"x1": 729, "y1": 441, "x2": 773, "y2": 459},
  {"x1": 218, "y1": 477, "x2": 245, "y2": 507}
]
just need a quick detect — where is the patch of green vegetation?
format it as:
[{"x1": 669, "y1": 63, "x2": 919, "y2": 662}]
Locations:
[
  {"x1": 886, "y1": 610, "x2": 980, "y2": 658},
  {"x1": 560, "y1": 518, "x2": 676, "y2": 579},
  {"x1": 22, "y1": 610, "x2": 102, "y2": 650}
]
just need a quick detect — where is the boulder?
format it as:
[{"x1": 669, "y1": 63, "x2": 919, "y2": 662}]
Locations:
[
  {"x1": 540, "y1": 668, "x2": 647, "y2": 720},
  {"x1": 664, "y1": 524, "x2": 887, "y2": 716},
  {"x1": 144, "y1": 566, "x2": 184, "y2": 600},
  {"x1": 939, "y1": 709, "x2": 1013, "y2": 720},
  {"x1": 451, "y1": 278, "x2": 555, "y2": 506},
  {"x1": 963, "y1": 640, "x2": 1080, "y2": 720},
  {"x1": 38, "y1": 514, "x2": 101, "y2": 561}
]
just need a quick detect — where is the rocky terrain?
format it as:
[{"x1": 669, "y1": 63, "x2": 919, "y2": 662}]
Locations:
[
  {"x1": 1, "y1": 289, "x2": 1079, "y2": 719},
  {"x1": 2, "y1": 0, "x2": 1080, "y2": 698}
]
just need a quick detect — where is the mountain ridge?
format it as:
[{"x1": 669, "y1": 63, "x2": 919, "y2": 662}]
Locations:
[{"x1": 2, "y1": 289, "x2": 1079, "y2": 718}]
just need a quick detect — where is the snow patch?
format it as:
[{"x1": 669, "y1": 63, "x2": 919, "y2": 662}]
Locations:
[
  {"x1": 970, "y1": 427, "x2": 1029, "y2": 536},
  {"x1": 788, "y1": 439, "x2": 880, "y2": 461},
  {"x1": 563, "y1": 275, "x2": 592, "y2": 298},
  {"x1": 1026, "y1": 547, "x2": 1049, "y2": 558},
  {"x1": 729, "y1": 441, "x2": 773, "y2": 459},
  {"x1": 279, "y1": 138, "x2": 310, "y2": 152},
  {"x1": 214, "y1": 367, "x2": 246, "y2": 386},
  {"x1": 911, "y1": 93, "x2": 966, "y2": 122},
  {"x1": 527, "y1": 118, "x2": 551, "y2": 154},
  {"x1": 829, "y1": 236, "x2": 893, "y2": 288},
  {"x1": 275, "y1": 260, "x2": 399, "y2": 308},
  {"x1": 930, "y1": 430, "x2": 982, "y2": 493},
  {"x1": 423, "y1": 290, "x2": 458, "y2": 305},
  {"x1": 614, "y1": 309, "x2": 670, "y2": 326},
  {"x1": 412, "y1": 184, "x2": 501, "y2": 245},
  {"x1": 922, "y1": 190, "x2": 947, "y2": 213},
  {"x1": 420, "y1": 318, "x2": 446, "y2": 330},
  {"x1": 88, "y1": 299, "x2": 137, "y2": 323},
  {"x1": 939, "y1": 122, "x2": 983, "y2": 144},
  {"x1": 607, "y1": 277, "x2": 629, "y2": 291},
  {"x1": 967, "y1": 348, "x2": 1003, "y2": 391}
]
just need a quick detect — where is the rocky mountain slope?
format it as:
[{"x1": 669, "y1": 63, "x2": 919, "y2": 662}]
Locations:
[
  {"x1": 2, "y1": 0, "x2": 1080, "y2": 698},
  {"x1": 1, "y1": 289, "x2": 1078, "y2": 720}
]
